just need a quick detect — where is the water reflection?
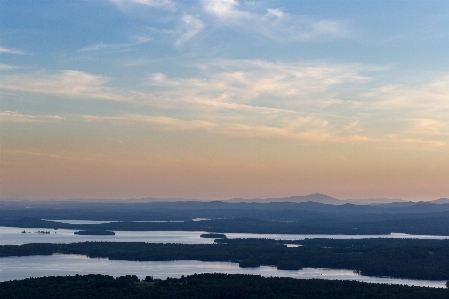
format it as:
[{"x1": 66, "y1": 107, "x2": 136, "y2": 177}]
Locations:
[{"x1": 0, "y1": 254, "x2": 446, "y2": 288}]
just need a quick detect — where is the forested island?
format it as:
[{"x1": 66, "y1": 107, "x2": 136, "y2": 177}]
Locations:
[
  {"x1": 74, "y1": 230, "x2": 115, "y2": 235},
  {"x1": 0, "y1": 274, "x2": 448, "y2": 299},
  {"x1": 200, "y1": 233, "x2": 227, "y2": 239}
]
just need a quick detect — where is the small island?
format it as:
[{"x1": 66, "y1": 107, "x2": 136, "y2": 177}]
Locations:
[
  {"x1": 74, "y1": 230, "x2": 115, "y2": 236},
  {"x1": 276, "y1": 260, "x2": 303, "y2": 270},
  {"x1": 239, "y1": 259, "x2": 260, "y2": 268},
  {"x1": 200, "y1": 233, "x2": 227, "y2": 239}
]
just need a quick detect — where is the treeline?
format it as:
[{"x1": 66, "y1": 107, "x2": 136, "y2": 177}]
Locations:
[
  {"x1": 2, "y1": 239, "x2": 449, "y2": 280},
  {"x1": 217, "y1": 237, "x2": 449, "y2": 248},
  {"x1": 1, "y1": 274, "x2": 448, "y2": 299}
]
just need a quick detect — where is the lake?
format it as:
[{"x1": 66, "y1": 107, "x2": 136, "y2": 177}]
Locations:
[
  {"x1": 2, "y1": 225, "x2": 448, "y2": 288},
  {"x1": 0, "y1": 254, "x2": 446, "y2": 288},
  {"x1": 0, "y1": 227, "x2": 215, "y2": 245},
  {"x1": 2, "y1": 226, "x2": 449, "y2": 246}
]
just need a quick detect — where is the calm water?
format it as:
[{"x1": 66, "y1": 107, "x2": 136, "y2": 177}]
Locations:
[
  {"x1": 45, "y1": 220, "x2": 185, "y2": 224},
  {"x1": 0, "y1": 254, "x2": 446, "y2": 288},
  {"x1": 2, "y1": 226, "x2": 449, "y2": 246},
  {"x1": 43, "y1": 220, "x2": 119, "y2": 225},
  {"x1": 0, "y1": 227, "x2": 215, "y2": 245}
]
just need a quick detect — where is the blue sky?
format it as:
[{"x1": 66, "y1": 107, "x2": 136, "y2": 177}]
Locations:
[{"x1": 1, "y1": 0, "x2": 448, "y2": 200}]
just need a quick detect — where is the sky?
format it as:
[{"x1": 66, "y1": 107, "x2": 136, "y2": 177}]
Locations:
[{"x1": 1, "y1": 0, "x2": 448, "y2": 201}]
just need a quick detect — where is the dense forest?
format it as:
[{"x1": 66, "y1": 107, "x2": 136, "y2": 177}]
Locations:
[
  {"x1": 2, "y1": 239, "x2": 449, "y2": 280},
  {"x1": 1, "y1": 274, "x2": 448, "y2": 299}
]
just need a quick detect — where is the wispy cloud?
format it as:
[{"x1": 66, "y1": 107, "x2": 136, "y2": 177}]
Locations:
[
  {"x1": 266, "y1": 8, "x2": 284, "y2": 19},
  {"x1": 175, "y1": 15, "x2": 205, "y2": 46},
  {"x1": 360, "y1": 75, "x2": 449, "y2": 112},
  {"x1": 111, "y1": 0, "x2": 175, "y2": 10},
  {"x1": 407, "y1": 118, "x2": 449, "y2": 136},
  {"x1": 384, "y1": 135, "x2": 446, "y2": 147},
  {"x1": 106, "y1": 0, "x2": 348, "y2": 48},
  {"x1": 203, "y1": 0, "x2": 251, "y2": 22},
  {"x1": 0, "y1": 70, "x2": 128, "y2": 101},
  {"x1": 147, "y1": 59, "x2": 372, "y2": 111},
  {"x1": 202, "y1": 0, "x2": 348, "y2": 41},
  {"x1": 82, "y1": 114, "x2": 216, "y2": 131},
  {"x1": 0, "y1": 46, "x2": 26, "y2": 55},
  {"x1": 137, "y1": 59, "x2": 375, "y2": 144},
  {"x1": 79, "y1": 36, "x2": 152, "y2": 52},
  {"x1": 0, "y1": 111, "x2": 63, "y2": 123},
  {"x1": 80, "y1": 113, "x2": 373, "y2": 144},
  {"x1": 0, "y1": 64, "x2": 23, "y2": 70},
  {"x1": 81, "y1": 113, "x2": 447, "y2": 147},
  {"x1": 3, "y1": 58, "x2": 445, "y2": 149},
  {"x1": 142, "y1": 59, "x2": 449, "y2": 147}
]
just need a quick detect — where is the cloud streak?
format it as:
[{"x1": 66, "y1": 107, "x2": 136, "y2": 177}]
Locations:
[
  {"x1": 361, "y1": 77, "x2": 449, "y2": 111},
  {"x1": 80, "y1": 113, "x2": 371, "y2": 144},
  {"x1": 146, "y1": 59, "x2": 373, "y2": 113},
  {"x1": 2, "y1": 59, "x2": 447, "y2": 149},
  {"x1": 202, "y1": 0, "x2": 348, "y2": 41},
  {"x1": 0, "y1": 64, "x2": 23, "y2": 70},
  {"x1": 0, "y1": 111, "x2": 63, "y2": 123},
  {"x1": 175, "y1": 15, "x2": 205, "y2": 46},
  {"x1": 0, "y1": 46, "x2": 26, "y2": 55},
  {"x1": 79, "y1": 36, "x2": 152, "y2": 52},
  {"x1": 80, "y1": 113, "x2": 446, "y2": 147},
  {"x1": 0, "y1": 70, "x2": 128, "y2": 101},
  {"x1": 111, "y1": 0, "x2": 175, "y2": 10},
  {"x1": 203, "y1": 0, "x2": 251, "y2": 21}
]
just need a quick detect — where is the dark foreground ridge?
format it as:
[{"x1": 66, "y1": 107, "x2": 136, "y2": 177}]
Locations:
[{"x1": 1, "y1": 274, "x2": 448, "y2": 299}]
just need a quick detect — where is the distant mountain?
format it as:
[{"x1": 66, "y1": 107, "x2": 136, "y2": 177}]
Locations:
[
  {"x1": 137, "y1": 197, "x2": 194, "y2": 202},
  {"x1": 344, "y1": 198, "x2": 405, "y2": 205},
  {"x1": 229, "y1": 193, "x2": 342, "y2": 204},
  {"x1": 7, "y1": 195, "x2": 443, "y2": 206},
  {"x1": 431, "y1": 198, "x2": 449, "y2": 204},
  {"x1": 228, "y1": 195, "x2": 417, "y2": 205}
]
